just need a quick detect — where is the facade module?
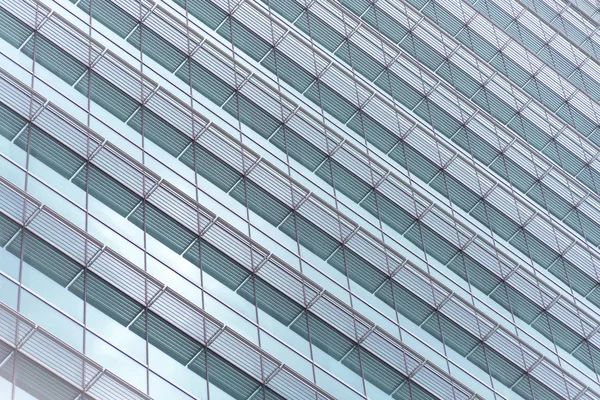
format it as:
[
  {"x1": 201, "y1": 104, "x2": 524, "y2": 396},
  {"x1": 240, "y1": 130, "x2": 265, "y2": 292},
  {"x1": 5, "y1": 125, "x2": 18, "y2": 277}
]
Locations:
[{"x1": 3, "y1": 0, "x2": 600, "y2": 398}]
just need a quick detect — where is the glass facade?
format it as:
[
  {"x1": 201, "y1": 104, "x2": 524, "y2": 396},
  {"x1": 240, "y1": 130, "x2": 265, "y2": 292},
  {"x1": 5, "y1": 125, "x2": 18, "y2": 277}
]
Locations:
[{"x1": 2, "y1": 0, "x2": 600, "y2": 398}]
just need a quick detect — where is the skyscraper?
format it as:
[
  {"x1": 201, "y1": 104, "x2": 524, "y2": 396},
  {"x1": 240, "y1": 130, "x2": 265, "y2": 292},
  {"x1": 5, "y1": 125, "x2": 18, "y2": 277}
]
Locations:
[{"x1": 2, "y1": 0, "x2": 600, "y2": 398}]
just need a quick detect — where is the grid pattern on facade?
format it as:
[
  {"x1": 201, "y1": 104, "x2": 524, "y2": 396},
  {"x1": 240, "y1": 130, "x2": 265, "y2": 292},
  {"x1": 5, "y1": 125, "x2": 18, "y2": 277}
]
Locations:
[{"x1": 2, "y1": 0, "x2": 600, "y2": 398}]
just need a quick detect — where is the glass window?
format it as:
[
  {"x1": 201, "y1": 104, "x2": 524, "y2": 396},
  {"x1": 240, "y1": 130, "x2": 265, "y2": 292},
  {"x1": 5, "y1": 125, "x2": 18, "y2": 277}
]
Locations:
[
  {"x1": 316, "y1": 159, "x2": 371, "y2": 203},
  {"x1": 335, "y1": 41, "x2": 385, "y2": 82},
  {"x1": 389, "y1": 142, "x2": 441, "y2": 183},
  {"x1": 172, "y1": 0, "x2": 227, "y2": 30},
  {"x1": 78, "y1": 0, "x2": 137, "y2": 38},
  {"x1": 295, "y1": 11, "x2": 345, "y2": 53},
  {"x1": 422, "y1": 1, "x2": 465, "y2": 35},
  {"x1": 0, "y1": 7, "x2": 33, "y2": 47},
  {"x1": 261, "y1": 49, "x2": 316, "y2": 93},
  {"x1": 456, "y1": 27, "x2": 498, "y2": 62},
  {"x1": 75, "y1": 71, "x2": 139, "y2": 122},
  {"x1": 176, "y1": 59, "x2": 236, "y2": 107},
  {"x1": 85, "y1": 332, "x2": 148, "y2": 393},
  {"x1": 217, "y1": 18, "x2": 272, "y2": 62},
  {"x1": 230, "y1": 179, "x2": 292, "y2": 226},
  {"x1": 405, "y1": 221, "x2": 460, "y2": 265},
  {"x1": 223, "y1": 93, "x2": 281, "y2": 139},
  {"x1": 20, "y1": 290, "x2": 83, "y2": 351},
  {"x1": 448, "y1": 252, "x2": 502, "y2": 295},
  {"x1": 260, "y1": 0, "x2": 304, "y2": 22},
  {"x1": 21, "y1": 35, "x2": 86, "y2": 85},
  {"x1": 362, "y1": 6, "x2": 409, "y2": 44},
  {"x1": 361, "y1": 191, "x2": 416, "y2": 234},
  {"x1": 127, "y1": 25, "x2": 186, "y2": 73},
  {"x1": 305, "y1": 81, "x2": 358, "y2": 124},
  {"x1": 523, "y1": 77, "x2": 565, "y2": 112},
  {"x1": 270, "y1": 126, "x2": 328, "y2": 172},
  {"x1": 375, "y1": 70, "x2": 425, "y2": 110}
]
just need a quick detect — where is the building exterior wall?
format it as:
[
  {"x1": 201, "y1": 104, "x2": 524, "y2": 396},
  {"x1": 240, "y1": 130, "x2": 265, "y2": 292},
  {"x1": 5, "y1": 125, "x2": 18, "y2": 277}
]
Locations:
[{"x1": 1, "y1": 0, "x2": 600, "y2": 398}]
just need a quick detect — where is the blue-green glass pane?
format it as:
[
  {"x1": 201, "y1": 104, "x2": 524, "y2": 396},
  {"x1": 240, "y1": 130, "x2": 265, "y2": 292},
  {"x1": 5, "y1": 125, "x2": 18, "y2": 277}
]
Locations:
[
  {"x1": 261, "y1": 50, "x2": 315, "y2": 93},
  {"x1": 437, "y1": 61, "x2": 482, "y2": 98},
  {"x1": 270, "y1": 127, "x2": 327, "y2": 172},
  {"x1": 128, "y1": 108, "x2": 191, "y2": 158},
  {"x1": 422, "y1": 313, "x2": 479, "y2": 356},
  {"x1": 129, "y1": 203, "x2": 196, "y2": 254},
  {"x1": 556, "y1": 102, "x2": 598, "y2": 137},
  {"x1": 15, "y1": 126, "x2": 84, "y2": 179},
  {"x1": 7, "y1": 232, "x2": 81, "y2": 287},
  {"x1": 78, "y1": 0, "x2": 137, "y2": 38},
  {"x1": 473, "y1": 0, "x2": 513, "y2": 28},
  {"x1": 342, "y1": 347, "x2": 405, "y2": 395},
  {"x1": 316, "y1": 159, "x2": 371, "y2": 203},
  {"x1": 532, "y1": 313, "x2": 583, "y2": 352},
  {"x1": 414, "y1": 100, "x2": 463, "y2": 138},
  {"x1": 405, "y1": 222, "x2": 460, "y2": 265},
  {"x1": 489, "y1": 54, "x2": 533, "y2": 88},
  {"x1": 73, "y1": 165, "x2": 141, "y2": 217},
  {"x1": 22, "y1": 35, "x2": 86, "y2": 85},
  {"x1": 0, "y1": 102, "x2": 27, "y2": 140},
  {"x1": 171, "y1": 0, "x2": 227, "y2": 30},
  {"x1": 0, "y1": 352, "x2": 80, "y2": 400},
  {"x1": 527, "y1": 183, "x2": 572, "y2": 220},
  {"x1": 75, "y1": 71, "x2": 139, "y2": 122},
  {"x1": 0, "y1": 6, "x2": 33, "y2": 47},
  {"x1": 470, "y1": 200, "x2": 520, "y2": 240},
  {"x1": 430, "y1": 172, "x2": 481, "y2": 212},
  {"x1": 260, "y1": 0, "x2": 304, "y2": 22},
  {"x1": 452, "y1": 128, "x2": 500, "y2": 166},
  {"x1": 548, "y1": 258, "x2": 597, "y2": 297},
  {"x1": 347, "y1": 111, "x2": 400, "y2": 153},
  {"x1": 389, "y1": 143, "x2": 441, "y2": 183},
  {"x1": 542, "y1": 140, "x2": 585, "y2": 175},
  {"x1": 422, "y1": 1, "x2": 465, "y2": 35},
  {"x1": 295, "y1": 11, "x2": 345, "y2": 52},
  {"x1": 467, "y1": 344, "x2": 524, "y2": 387},
  {"x1": 448, "y1": 252, "x2": 502, "y2": 294},
  {"x1": 335, "y1": 41, "x2": 386, "y2": 82},
  {"x1": 472, "y1": 88, "x2": 517, "y2": 125},
  {"x1": 523, "y1": 77, "x2": 565, "y2": 112},
  {"x1": 223, "y1": 93, "x2": 281, "y2": 139},
  {"x1": 490, "y1": 283, "x2": 543, "y2": 323},
  {"x1": 456, "y1": 27, "x2": 498, "y2": 61},
  {"x1": 509, "y1": 230, "x2": 559, "y2": 269},
  {"x1": 340, "y1": 0, "x2": 371, "y2": 15},
  {"x1": 70, "y1": 272, "x2": 141, "y2": 326},
  {"x1": 399, "y1": 33, "x2": 445, "y2": 70},
  {"x1": 279, "y1": 213, "x2": 340, "y2": 259},
  {"x1": 361, "y1": 191, "x2": 416, "y2": 234},
  {"x1": 375, "y1": 280, "x2": 435, "y2": 325},
  {"x1": 362, "y1": 6, "x2": 409, "y2": 44},
  {"x1": 563, "y1": 210, "x2": 600, "y2": 247},
  {"x1": 507, "y1": 22, "x2": 545, "y2": 53},
  {"x1": 237, "y1": 276, "x2": 302, "y2": 326},
  {"x1": 179, "y1": 143, "x2": 242, "y2": 193},
  {"x1": 230, "y1": 179, "x2": 292, "y2": 226},
  {"x1": 328, "y1": 246, "x2": 388, "y2": 293},
  {"x1": 189, "y1": 350, "x2": 260, "y2": 400},
  {"x1": 218, "y1": 18, "x2": 272, "y2": 62},
  {"x1": 176, "y1": 59, "x2": 235, "y2": 107},
  {"x1": 305, "y1": 82, "x2": 358, "y2": 123},
  {"x1": 291, "y1": 312, "x2": 354, "y2": 360},
  {"x1": 490, "y1": 155, "x2": 537, "y2": 192},
  {"x1": 183, "y1": 240, "x2": 250, "y2": 291},
  {"x1": 127, "y1": 25, "x2": 186, "y2": 73},
  {"x1": 130, "y1": 311, "x2": 202, "y2": 365},
  {"x1": 374, "y1": 71, "x2": 424, "y2": 110}
]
